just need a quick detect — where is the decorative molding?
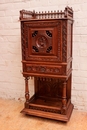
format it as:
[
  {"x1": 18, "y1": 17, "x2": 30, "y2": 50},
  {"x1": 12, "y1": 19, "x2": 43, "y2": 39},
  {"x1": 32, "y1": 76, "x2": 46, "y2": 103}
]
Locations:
[
  {"x1": 29, "y1": 106, "x2": 60, "y2": 113},
  {"x1": 62, "y1": 21, "x2": 67, "y2": 62},
  {"x1": 26, "y1": 21, "x2": 59, "y2": 27},
  {"x1": 21, "y1": 22, "x2": 26, "y2": 60},
  {"x1": 57, "y1": 21, "x2": 61, "y2": 61}
]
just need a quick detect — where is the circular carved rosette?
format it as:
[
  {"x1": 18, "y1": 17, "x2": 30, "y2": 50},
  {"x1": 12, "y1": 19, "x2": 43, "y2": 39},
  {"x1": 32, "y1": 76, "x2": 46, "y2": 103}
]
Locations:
[{"x1": 36, "y1": 35, "x2": 48, "y2": 49}]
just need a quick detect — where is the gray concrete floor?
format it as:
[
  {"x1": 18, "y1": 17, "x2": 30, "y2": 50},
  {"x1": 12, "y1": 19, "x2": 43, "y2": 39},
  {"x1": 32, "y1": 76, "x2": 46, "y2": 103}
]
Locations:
[{"x1": 0, "y1": 98, "x2": 87, "y2": 130}]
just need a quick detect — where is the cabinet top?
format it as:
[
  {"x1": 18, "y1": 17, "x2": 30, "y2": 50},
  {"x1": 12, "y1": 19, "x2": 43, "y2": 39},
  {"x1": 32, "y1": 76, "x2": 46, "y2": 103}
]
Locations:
[{"x1": 19, "y1": 6, "x2": 73, "y2": 21}]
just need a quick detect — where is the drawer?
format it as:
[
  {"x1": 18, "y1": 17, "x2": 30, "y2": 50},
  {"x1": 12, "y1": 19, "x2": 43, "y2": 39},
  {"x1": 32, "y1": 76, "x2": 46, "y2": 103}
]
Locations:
[{"x1": 24, "y1": 63, "x2": 66, "y2": 75}]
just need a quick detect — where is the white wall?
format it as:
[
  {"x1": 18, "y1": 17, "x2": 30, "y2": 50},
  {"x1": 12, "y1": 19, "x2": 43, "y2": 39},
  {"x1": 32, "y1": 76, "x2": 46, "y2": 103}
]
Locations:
[{"x1": 0, "y1": 0, "x2": 87, "y2": 111}]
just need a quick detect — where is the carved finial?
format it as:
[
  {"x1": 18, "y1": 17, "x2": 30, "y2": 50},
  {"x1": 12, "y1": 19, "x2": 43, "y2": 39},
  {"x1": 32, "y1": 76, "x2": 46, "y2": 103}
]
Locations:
[
  {"x1": 48, "y1": 11, "x2": 50, "y2": 18},
  {"x1": 32, "y1": 10, "x2": 36, "y2": 18},
  {"x1": 51, "y1": 11, "x2": 53, "y2": 18}
]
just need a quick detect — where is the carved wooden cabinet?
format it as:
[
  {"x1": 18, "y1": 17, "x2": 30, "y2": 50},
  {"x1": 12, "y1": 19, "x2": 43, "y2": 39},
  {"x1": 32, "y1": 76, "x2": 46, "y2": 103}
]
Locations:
[{"x1": 20, "y1": 6, "x2": 74, "y2": 122}]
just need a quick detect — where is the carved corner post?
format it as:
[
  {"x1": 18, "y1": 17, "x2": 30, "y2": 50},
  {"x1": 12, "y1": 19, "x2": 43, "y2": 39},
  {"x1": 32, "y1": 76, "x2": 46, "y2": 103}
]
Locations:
[
  {"x1": 25, "y1": 77, "x2": 30, "y2": 108},
  {"x1": 61, "y1": 80, "x2": 67, "y2": 114}
]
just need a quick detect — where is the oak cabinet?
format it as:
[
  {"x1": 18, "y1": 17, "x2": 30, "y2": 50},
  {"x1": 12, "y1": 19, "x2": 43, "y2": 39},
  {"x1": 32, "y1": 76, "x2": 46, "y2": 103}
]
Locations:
[{"x1": 20, "y1": 6, "x2": 74, "y2": 122}]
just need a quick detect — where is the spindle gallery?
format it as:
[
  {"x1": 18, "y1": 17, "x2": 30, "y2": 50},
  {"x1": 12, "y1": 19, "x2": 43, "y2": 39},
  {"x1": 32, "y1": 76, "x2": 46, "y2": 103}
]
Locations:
[{"x1": 20, "y1": 6, "x2": 74, "y2": 122}]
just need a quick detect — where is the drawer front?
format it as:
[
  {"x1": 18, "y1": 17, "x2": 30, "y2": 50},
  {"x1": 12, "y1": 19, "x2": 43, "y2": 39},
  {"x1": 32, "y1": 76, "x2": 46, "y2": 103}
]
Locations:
[{"x1": 24, "y1": 64, "x2": 66, "y2": 75}]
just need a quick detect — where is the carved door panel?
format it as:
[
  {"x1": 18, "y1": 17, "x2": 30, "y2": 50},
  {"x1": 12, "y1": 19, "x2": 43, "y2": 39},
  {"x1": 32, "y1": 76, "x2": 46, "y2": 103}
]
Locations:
[{"x1": 22, "y1": 20, "x2": 62, "y2": 62}]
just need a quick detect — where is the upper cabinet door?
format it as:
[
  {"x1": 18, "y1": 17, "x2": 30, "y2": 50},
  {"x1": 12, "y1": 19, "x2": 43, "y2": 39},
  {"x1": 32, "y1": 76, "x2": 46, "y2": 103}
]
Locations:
[{"x1": 21, "y1": 20, "x2": 63, "y2": 63}]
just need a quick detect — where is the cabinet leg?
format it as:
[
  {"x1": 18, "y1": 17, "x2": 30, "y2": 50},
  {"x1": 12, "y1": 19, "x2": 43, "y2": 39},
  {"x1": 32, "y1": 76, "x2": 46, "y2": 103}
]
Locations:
[
  {"x1": 25, "y1": 77, "x2": 30, "y2": 108},
  {"x1": 61, "y1": 80, "x2": 67, "y2": 114}
]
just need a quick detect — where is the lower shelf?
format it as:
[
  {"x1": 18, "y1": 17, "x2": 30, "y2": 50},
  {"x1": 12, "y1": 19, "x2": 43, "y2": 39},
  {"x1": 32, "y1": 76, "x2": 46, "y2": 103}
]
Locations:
[
  {"x1": 21, "y1": 103, "x2": 73, "y2": 122},
  {"x1": 21, "y1": 95, "x2": 74, "y2": 122},
  {"x1": 29, "y1": 96, "x2": 62, "y2": 113}
]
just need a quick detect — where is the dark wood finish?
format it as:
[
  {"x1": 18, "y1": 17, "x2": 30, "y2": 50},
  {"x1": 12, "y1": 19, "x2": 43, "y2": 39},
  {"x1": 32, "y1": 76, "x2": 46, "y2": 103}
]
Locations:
[{"x1": 20, "y1": 6, "x2": 74, "y2": 122}]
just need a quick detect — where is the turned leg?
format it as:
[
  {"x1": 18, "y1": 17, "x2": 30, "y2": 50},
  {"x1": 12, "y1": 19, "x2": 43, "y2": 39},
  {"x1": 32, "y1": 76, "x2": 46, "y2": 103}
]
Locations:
[
  {"x1": 25, "y1": 77, "x2": 30, "y2": 108},
  {"x1": 61, "y1": 80, "x2": 67, "y2": 114}
]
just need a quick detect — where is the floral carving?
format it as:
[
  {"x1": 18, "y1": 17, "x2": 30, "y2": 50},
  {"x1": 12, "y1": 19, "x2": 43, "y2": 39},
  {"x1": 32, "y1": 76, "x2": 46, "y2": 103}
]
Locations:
[{"x1": 25, "y1": 64, "x2": 66, "y2": 75}]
